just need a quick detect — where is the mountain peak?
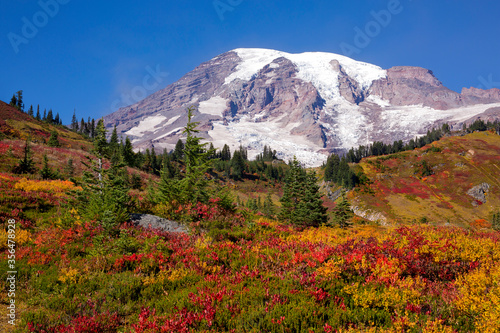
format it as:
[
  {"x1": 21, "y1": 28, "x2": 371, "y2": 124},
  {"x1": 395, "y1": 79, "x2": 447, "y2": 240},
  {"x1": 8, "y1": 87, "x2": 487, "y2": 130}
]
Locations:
[{"x1": 104, "y1": 48, "x2": 500, "y2": 166}]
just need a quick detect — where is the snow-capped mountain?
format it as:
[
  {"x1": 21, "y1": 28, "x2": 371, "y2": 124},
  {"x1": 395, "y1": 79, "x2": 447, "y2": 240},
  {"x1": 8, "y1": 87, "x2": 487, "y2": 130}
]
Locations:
[{"x1": 104, "y1": 48, "x2": 500, "y2": 166}]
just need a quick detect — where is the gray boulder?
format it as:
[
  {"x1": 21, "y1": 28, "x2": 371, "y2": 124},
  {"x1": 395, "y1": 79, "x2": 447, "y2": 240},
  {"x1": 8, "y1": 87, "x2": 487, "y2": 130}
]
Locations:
[{"x1": 129, "y1": 213, "x2": 189, "y2": 234}]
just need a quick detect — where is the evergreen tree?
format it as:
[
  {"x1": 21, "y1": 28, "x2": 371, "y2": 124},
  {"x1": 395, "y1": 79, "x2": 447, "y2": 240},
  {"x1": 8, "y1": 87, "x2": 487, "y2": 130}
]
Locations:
[
  {"x1": 36, "y1": 105, "x2": 41, "y2": 120},
  {"x1": 54, "y1": 113, "x2": 61, "y2": 125},
  {"x1": 39, "y1": 154, "x2": 59, "y2": 180},
  {"x1": 64, "y1": 158, "x2": 75, "y2": 177},
  {"x1": 262, "y1": 192, "x2": 275, "y2": 218},
  {"x1": 90, "y1": 118, "x2": 96, "y2": 138},
  {"x1": 9, "y1": 94, "x2": 17, "y2": 109},
  {"x1": 122, "y1": 137, "x2": 136, "y2": 167},
  {"x1": 231, "y1": 150, "x2": 245, "y2": 180},
  {"x1": 12, "y1": 138, "x2": 37, "y2": 174},
  {"x1": 172, "y1": 139, "x2": 184, "y2": 161},
  {"x1": 27, "y1": 105, "x2": 34, "y2": 117},
  {"x1": 93, "y1": 119, "x2": 108, "y2": 184},
  {"x1": 16, "y1": 90, "x2": 24, "y2": 112},
  {"x1": 71, "y1": 110, "x2": 78, "y2": 131},
  {"x1": 279, "y1": 157, "x2": 327, "y2": 227},
  {"x1": 221, "y1": 144, "x2": 231, "y2": 161},
  {"x1": 46, "y1": 109, "x2": 54, "y2": 124},
  {"x1": 47, "y1": 130, "x2": 60, "y2": 147},
  {"x1": 76, "y1": 155, "x2": 130, "y2": 233},
  {"x1": 108, "y1": 125, "x2": 120, "y2": 160},
  {"x1": 329, "y1": 192, "x2": 354, "y2": 228},
  {"x1": 43, "y1": 109, "x2": 47, "y2": 121},
  {"x1": 152, "y1": 107, "x2": 215, "y2": 205}
]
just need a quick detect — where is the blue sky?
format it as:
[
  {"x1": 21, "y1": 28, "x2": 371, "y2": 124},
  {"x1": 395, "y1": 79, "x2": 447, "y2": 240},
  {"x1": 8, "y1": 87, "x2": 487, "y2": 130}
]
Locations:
[{"x1": 1, "y1": 0, "x2": 500, "y2": 124}]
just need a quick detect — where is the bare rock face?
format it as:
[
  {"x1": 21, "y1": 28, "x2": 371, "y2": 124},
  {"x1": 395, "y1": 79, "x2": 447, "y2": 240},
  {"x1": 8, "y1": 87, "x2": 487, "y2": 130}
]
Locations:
[
  {"x1": 467, "y1": 183, "x2": 491, "y2": 205},
  {"x1": 369, "y1": 66, "x2": 463, "y2": 110},
  {"x1": 461, "y1": 87, "x2": 500, "y2": 104},
  {"x1": 331, "y1": 60, "x2": 364, "y2": 104}
]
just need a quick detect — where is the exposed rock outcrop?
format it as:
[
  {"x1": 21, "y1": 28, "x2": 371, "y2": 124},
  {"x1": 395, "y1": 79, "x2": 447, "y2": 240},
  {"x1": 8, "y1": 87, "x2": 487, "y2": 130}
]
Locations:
[
  {"x1": 467, "y1": 183, "x2": 491, "y2": 205},
  {"x1": 130, "y1": 213, "x2": 189, "y2": 233}
]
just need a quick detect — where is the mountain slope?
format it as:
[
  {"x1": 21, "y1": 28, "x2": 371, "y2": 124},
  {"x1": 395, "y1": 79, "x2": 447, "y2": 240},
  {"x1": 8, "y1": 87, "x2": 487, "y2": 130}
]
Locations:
[
  {"x1": 104, "y1": 48, "x2": 500, "y2": 166},
  {"x1": 351, "y1": 131, "x2": 500, "y2": 226}
]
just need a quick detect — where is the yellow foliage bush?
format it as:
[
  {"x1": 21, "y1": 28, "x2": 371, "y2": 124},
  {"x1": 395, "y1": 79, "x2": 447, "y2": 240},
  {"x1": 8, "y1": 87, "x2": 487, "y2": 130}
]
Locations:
[
  {"x1": 58, "y1": 267, "x2": 79, "y2": 284},
  {"x1": 0, "y1": 228, "x2": 31, "y2": 250},
  {"x1": 14, "y1": 178, "x2": 80, "y2": 196},
  {"x1": 455, "y1": 262, "x2": 500, "y2": 333}
]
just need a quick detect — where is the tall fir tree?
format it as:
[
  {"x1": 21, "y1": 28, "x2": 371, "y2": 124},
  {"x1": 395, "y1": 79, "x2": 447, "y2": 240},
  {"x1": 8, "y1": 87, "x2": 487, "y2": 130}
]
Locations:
[
  {"x1": 279, "y1": 157, "x2": 327, "y2": 228},
  {"x1": 329, "y1": 191, "x2": 354, "y2": 229},
  {"x1": 122, "y1": 137, "x2": 136, "y2": 167},
  {"x1": 27, "y1": 105, "x2": 34, "y2": 117},
  {"x1": 13, "y1": 138, "x2": 37, "y2": 174},
  {"x1": 71, "y1": 110, "x2": 78, "y2": 131},
  {"x1": 47, "y1": 130, "x2": 60, "y2": 147},
  {"x1": 46, "y1": 109, "x2": 54, "y2": 124},
  {"x1": 36, "y1": 105, "x2": 41, "y2": 120}
]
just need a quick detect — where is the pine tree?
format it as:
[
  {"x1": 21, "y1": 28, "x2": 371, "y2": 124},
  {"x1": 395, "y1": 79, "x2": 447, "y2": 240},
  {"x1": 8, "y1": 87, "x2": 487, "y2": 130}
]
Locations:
[
  {"x1": 71, "y1": 110, "x2": 78, "y2": 131},
  {"x1": 329, "y1": 191, "x2": 354, "y2": 228},
  {"x1": 76, "y1": 155, "x2": 130, "y2": 233},
  {"x1": 64, "y1": 158, "x2": 75, "y2": 177},
  {"x1": 16, "y1": 90, "x2": 24, "y2": 112},
  {"x1": 294, "y1": 172, "x2": 328, "y2": 227},
  {"x1": 279, "y1": 157, "x2": 327, "y2": 227},
  {"x1": 12, "y1": 138, "x2": 37, "y2": 174},
  {"x1": 43, "y1": 109, "x2": 47, "y2": 121},
  {"x1": 46, "y1": 109, "x2": 54, "y2": 124},
  {"x1": 108, "y1": 125, "x2": 121, "y2": 164},
  {"x1": 40, "y1": 154, "x2": 58, "y2": 180},
  {"x1": 54, "y1": 113, "x2": 61, "y2": 125},
  {"x1": 172, "y1": 139, "x2": 184, "y2": 161},
  {"x1": 27, "y1": 105, "x2": 34, "y2": 117},
  {"x1": 9, "y1": 94, "x2": 17, "y2": 108},
  {"x1": 122, "y1": 137, "x2": 136, "y2": 167},
  {"x1": 263, "y1": 192, "x2": 275, "y2": 218},
  {"x1": 221, "y1": 144, "x2": 231, "y2": 161},
  {"x1": 36, "y1": 105, "x2": 41, "y2": 120},
  {"x1": 93, "y1": 119, "x2": 108, "y2": 184},
  {"x1": 47, "y1": 130, "x2": 60, "y2": 147},
  {"x1": 152, "y1": 106, "x2": 215, "y2": 206},
  {"x1": 231, "y1": 150, "x2": 245, "y2": 180}
]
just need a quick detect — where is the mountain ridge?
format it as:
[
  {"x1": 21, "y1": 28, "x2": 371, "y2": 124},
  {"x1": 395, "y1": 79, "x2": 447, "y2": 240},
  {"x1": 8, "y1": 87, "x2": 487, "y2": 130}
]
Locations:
[{"x1": 104, "y1": 48, "x2": 500, "y2": 166}]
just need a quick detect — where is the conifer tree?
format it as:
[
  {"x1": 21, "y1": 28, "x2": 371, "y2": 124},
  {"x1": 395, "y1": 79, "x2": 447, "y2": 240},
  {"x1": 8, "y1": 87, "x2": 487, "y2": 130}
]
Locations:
[
  {"x1": 122, "y1": 137, "x2": 136, "y2": 167},
  {"x1": 47, "y1": 130, "x2": 60, "y2": 147},
  {"x1": 263, "y1": 192, "x2": 275, "y2": 218},
  {"x1": 329, "y1": 191, "x2": 354, "y2": 228},
  {"x1": 40, "y1": 154, "x2": 58, "y2": 180},
  {"x1": 27, "y1": 105, "x2": 34, "y2": 117},
  {"x1": 221, "y1": 144, "x2": 231, "y2": 161},
  {"x1": 231, "y1": 150, "x2": 245, "y2": 180},
  {"x1": 93, "y1": 119, "x2": 108, "y2": 184},
  {"x1": 16, "y1": 90, "x2": 24, "y2": 112},
  {"x1": 47, "y1": 109, "x2": 54, "y2": 124},
  {"x1": 152, "y1": 106, "x2": 215, "y2": 205},
  {"x1": 43, "y1": 109, "x2": 47, "y2": 121},
  {"x1": 172, "y1": 139, "x2": 184, "y2": 161},
  {"x1": 9, "y1": 94, "x2": 17, "y2": 108},
  {"x1": 13, "y1": 138, "x2": 37, "y2": 174},
  {"x1": 36, "y1": 106, "x2": 41, "y2": 120},
  {"x1": 65, "y1": 158, "x2": 75, "y2": 177},
  {"x1": 279, "y1": 157, "x2": 327, "y2": 227}
]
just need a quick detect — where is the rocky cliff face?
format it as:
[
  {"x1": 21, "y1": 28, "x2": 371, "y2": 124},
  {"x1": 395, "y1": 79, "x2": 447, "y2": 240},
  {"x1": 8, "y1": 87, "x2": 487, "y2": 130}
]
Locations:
[{"x1": 104, "y1": 48, "x2": 500, "y2": 166}]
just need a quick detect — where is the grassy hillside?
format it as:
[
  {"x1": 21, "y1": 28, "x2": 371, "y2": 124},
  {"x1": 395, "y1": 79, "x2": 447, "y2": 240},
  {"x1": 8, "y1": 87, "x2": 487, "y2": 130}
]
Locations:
[
  {"x1": 1, "y1": 99, "x2": 500, "y2": 332},
  {"x1": 352, "y1": 131, "x2": 500, "y2": 227}
]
